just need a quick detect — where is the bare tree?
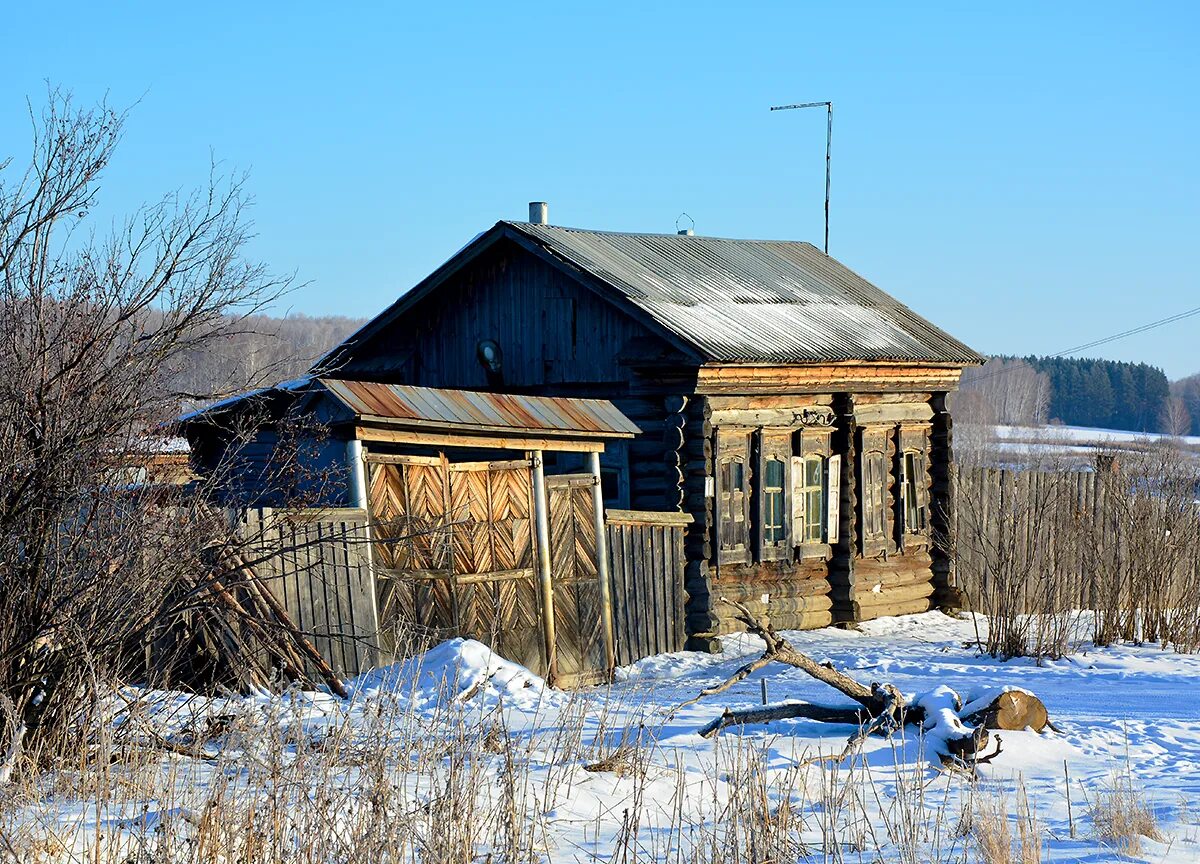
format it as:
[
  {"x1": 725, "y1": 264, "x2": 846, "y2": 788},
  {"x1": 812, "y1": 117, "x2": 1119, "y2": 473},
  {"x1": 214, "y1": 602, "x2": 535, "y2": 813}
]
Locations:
[
  {"x1": 1160, "y1": 396, "x2": 1192, "y2": 438},
  {"x1": 959, "y1": 358, "x2": 1052, "y2": 428},
  {"x1": 0, "y1": 89, "x2": 291, "y2": 773}
]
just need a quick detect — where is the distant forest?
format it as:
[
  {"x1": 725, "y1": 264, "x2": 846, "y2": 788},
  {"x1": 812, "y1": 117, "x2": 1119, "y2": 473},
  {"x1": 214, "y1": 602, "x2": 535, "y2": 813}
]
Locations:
[
  {"x1": 959, "y1": 355, "x2": 1193, "y2": 435},
  {"x1": 1023, "y1": 356, "x2": 1170, "y2": 432},
  {"x1": 171, "y1": 313, "x2": 366, "y2": 411}
]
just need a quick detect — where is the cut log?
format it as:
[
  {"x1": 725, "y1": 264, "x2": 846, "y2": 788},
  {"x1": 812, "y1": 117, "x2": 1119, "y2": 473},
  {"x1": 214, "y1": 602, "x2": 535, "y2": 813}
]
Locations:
[
  {"x1": 699, "y1": 702, "x2": 869, "y2": 738},
  {"x1": 965, "y1": 690, "x2": 1050, "y2": 733}
]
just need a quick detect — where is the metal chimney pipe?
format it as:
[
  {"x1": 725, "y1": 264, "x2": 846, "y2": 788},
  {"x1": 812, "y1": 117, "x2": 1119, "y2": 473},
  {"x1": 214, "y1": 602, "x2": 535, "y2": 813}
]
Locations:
[{"x1": 529, "y1": 201, "x2": 548, "y2": 225}]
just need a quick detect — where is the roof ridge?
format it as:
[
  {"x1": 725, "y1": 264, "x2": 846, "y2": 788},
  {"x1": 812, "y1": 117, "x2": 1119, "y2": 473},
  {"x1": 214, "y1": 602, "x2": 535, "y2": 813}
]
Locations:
[{"x1": 504, "y1": 220, "x2": 824, "y2": 248}]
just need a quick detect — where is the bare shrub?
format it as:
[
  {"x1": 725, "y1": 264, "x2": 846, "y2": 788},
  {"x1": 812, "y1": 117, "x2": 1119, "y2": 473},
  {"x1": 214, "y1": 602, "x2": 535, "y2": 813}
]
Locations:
[
  {"x1": 1090, "y1": 445, "x2": 1200, "y2": 652},
  {"x1": 0, "y1": 87, "x2": 294, "y2": 775},
  {"x1": 951, "y1": 450, "x2": 1091, "y2": 659},
  {"x1": 951, "y1": 433, "x2": 1200, "y2": 659}
]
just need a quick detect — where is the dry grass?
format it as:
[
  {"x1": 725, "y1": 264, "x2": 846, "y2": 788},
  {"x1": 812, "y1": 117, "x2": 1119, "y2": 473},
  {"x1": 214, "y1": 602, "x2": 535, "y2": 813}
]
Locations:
[
  {"x1": 969, "y1": 785, "x2": 1041, "y2": 864},
  {"x1": 1089, "y1": 768, "x2": 1165, "y2": 856},
  {"x1": 0, "y1": 667, "x2": 1036, "y2": 864}
]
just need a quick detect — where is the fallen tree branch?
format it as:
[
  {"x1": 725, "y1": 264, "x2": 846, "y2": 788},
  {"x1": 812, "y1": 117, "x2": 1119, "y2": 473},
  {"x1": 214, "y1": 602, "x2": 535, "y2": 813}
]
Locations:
[
  {"x1": 678, "y1": 599, "x2": 1053, "y2": 773},
  {"x1": 698, "y1": 701, "x2": 870, "y2": 738}
]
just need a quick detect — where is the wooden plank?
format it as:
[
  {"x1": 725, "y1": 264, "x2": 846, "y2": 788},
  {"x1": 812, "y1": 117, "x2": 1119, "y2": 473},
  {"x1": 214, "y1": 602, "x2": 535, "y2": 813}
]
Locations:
[
  {"x1": 455, "y1": 567, "x2": 536, "y2": 585},
  {"x1": 364, "y1": 453, "x2": 444, "y2": 466},
  {"x1": 608, "y1": 525, "x2": 628, "y2": 666},
  {"x1": 306, "y1": 521, "x2": 334, "y2": 673},
  {"x1": 606, "y1": 509, "x2": 694, "y2": 526},
  {"x1": 655, "y1": 525, "x2": 670, "y2": 656},
  {"x1": 355, "y1": 426, "x2": 607, "y2": 452},
  {"x1": 673, "y1": 524, "x2": 687, "y2": 649},
  {"x1": 375, "y1": 567, "x2": 454, "y2": 581}
]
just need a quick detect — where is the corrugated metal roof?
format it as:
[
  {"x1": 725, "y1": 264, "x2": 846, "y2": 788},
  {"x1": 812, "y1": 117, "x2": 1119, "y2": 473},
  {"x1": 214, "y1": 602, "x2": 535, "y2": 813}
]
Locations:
[
  {"x1": 318, "y1": 379, "x2": 640, "y2": 438},
  {"x1": 505, "y1": 222, "x2": 983, "y2": 365}
]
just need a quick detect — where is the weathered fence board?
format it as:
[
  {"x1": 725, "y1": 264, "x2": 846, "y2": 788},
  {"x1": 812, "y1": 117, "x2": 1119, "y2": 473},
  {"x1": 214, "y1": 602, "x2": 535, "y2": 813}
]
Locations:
[
  {"x1": 605, "y1": 510, "x2": 691, "y2": 665},
  {"x1": 239, "y1": 507, "x2": 379, "y2": 678}
]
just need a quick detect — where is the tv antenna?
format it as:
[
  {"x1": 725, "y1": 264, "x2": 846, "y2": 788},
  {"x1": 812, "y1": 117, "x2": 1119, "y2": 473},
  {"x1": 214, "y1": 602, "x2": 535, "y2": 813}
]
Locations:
[{"x1": 769, "y1": 100, "x2": 832, "y2": 254}]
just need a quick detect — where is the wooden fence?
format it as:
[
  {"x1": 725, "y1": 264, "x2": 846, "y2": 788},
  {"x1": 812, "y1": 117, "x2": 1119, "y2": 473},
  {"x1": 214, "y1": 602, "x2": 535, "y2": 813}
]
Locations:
[
  {"x1": 239, "y1": 507, "x2": 379, "y2": 678},
  {"x1": 606, "y1": 510, "x2": 692, "y2": 665},
  {"x1": 952, "y1": 463, "x2": 1200, "y2": 618},
  {"x1": 952, "y1": 466, "x2": 1108, "y2": 613},
  {"x1": 229, "y1": 503, "x2": 692, "y2": 684}
]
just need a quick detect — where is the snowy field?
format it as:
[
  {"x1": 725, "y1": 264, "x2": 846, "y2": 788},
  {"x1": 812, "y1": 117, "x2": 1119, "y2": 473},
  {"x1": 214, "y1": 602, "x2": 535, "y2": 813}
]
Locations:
[
  {"x1": 11, "y1": 611, "x2": 1200, "y2": 862},
  {"x1": 987, "y1": 424, "x2": 1200, "y2": 469}
]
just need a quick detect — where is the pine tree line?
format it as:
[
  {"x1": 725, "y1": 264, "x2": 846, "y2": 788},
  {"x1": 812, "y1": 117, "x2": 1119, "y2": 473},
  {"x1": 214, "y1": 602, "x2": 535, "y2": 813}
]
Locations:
[{"x1": 1000, "y1": 356, "x2": 1171, "y2": 433}]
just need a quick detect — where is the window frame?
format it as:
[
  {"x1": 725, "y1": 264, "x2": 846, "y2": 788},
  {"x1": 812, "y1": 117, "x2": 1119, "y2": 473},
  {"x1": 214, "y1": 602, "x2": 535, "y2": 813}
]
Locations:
[
  {"x1": 859, "y1": 427, "x2": 892, "y2": 555},
  {"x1": 797, "y1": 454, "x2": 826, "y2": 544},
  {"x1": 757, "y1": 430, "x2": 792, "y2": 561},
  {"x1": 716, "y1": 428, "x2": 753, "y2": 565},
  {"x1": 792, "y1": 428, "x2": 835, "y2": 558},
  {"x1": 898, "y1": 426, "x2": 931, "y2": 541}
]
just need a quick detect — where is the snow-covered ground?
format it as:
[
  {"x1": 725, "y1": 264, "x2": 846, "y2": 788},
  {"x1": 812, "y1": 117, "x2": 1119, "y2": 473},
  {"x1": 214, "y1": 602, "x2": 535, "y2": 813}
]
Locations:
[
  {"x1": 987, "y1": 424, "x2": 1200, "y2": 469},
  {"x1": 14, "y1": 612, "x2": 1200, "y2": 862},
  {"x1": 996, "y1": 425, "x2": 1200, "y2": 449}
]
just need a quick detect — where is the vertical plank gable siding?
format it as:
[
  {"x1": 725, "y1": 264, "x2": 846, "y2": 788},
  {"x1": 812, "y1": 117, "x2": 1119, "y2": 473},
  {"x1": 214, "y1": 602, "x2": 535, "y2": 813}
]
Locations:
[
  {"x1": 240, "y1": 507, "x2": 379, "y2": 678},
  {"x1": 606, "y1": 510, "x2": 691, "y2": 665},
  {"x1": 341, "y1": 244, "x2": 666, "y2": 389}
]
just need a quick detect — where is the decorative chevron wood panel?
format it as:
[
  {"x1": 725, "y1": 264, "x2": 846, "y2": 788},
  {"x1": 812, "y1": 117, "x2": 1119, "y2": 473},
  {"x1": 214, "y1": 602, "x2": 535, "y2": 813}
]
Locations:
[
  {"x1": 546, "y1": 475, "x2": 607, "y2": 683},
  {"x1": 367, "y1": 453, "x2": 545, "y2": 674}
]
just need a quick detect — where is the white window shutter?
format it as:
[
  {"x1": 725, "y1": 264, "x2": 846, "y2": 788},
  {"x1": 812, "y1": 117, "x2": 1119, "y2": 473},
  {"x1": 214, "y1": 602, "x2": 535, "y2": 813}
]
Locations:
[
  {"x1": 790, "y1": 456, "x2": 805, "y2": 543},
  {"x1": 827, "y1": 454, "x2": 841, "y2": 544}
]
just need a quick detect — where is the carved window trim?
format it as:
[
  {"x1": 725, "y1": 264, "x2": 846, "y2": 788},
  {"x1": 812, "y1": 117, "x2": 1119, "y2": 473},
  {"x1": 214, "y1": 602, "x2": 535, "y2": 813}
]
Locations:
[
  {"x1": 716, "y1": 428, "x2": 752, "y2": 565},
  {"x1": 859, "y1": 427, "x2": 892, "y2": 555},
  {"x1": 757, "y1": 430, "x2": 792, "y2": 561}
]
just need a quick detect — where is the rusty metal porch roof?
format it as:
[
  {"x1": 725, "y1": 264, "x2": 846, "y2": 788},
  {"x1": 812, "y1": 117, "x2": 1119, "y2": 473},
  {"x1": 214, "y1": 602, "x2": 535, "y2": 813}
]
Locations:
[{"x1": 317, "y1": 379, "x2": 640, "y2": 439}]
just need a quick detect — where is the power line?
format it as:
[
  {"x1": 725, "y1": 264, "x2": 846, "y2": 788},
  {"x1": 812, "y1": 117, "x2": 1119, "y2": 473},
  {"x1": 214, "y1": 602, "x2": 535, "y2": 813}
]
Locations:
[{"x1": 966, "y1": 301, "x2": 1200, "y2": 386}]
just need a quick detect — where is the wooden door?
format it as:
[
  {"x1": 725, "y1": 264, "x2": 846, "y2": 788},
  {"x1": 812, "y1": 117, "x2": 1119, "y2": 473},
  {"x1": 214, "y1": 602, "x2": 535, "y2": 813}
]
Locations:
[
  {"x1": 545, "y1": 474, "x2": 607, "y2": 684},
  {"x1": 447, "y1": 461, "x2": 544, "y2": 674},
  {"x1": 367, "y1": 456, "x2": 458, "y2": 653}
]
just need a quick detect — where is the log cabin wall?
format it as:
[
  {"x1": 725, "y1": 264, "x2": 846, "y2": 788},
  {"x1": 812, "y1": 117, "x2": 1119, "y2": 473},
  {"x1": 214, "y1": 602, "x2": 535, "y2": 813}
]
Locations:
[
  {"x1": 681, "y1": 384, "x2": 950, "y2": 643},
  {"x1": 840, "y1": 393, "x2": 939, "y2": 623},
  {"x1": 683, "y1": 395, "x2": 841, "y2": 640}
]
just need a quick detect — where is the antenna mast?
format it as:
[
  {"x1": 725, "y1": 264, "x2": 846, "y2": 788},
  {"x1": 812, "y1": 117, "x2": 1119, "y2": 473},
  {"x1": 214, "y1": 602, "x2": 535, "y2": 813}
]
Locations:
[{"x1": 769, "y1": 100, "x2": 832, "y2": 254}]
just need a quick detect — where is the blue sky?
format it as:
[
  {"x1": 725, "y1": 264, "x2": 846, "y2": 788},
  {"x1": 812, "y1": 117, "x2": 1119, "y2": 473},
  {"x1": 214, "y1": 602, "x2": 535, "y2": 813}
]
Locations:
[{"x1": 4, "y1": 2, "x2": 1198, "y2": 377}]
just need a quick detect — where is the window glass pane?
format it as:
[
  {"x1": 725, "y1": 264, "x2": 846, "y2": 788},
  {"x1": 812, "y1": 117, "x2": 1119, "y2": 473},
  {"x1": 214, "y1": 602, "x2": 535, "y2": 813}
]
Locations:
[
  {"x1": 731, "y1": 461, "x2": 744, "y2": 491},
  {"x1": 806, "y1": 489, "x2": 822, "y2": 540},
  {"x1": 765, "y1": 490, "x2": 784, "y2": 542},
  {"x1": 806, "y1": 458, "x2": 822, "y2": 486},
  {"x1": 766, "y1": 459, "x2": 784, "y2": 488}
]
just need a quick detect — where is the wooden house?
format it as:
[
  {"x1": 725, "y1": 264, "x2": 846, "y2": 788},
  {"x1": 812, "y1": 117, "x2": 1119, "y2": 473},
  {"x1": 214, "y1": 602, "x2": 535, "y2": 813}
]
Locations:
[{"x1": 309, "y1": 205, "x2": 984, "y2": 647}]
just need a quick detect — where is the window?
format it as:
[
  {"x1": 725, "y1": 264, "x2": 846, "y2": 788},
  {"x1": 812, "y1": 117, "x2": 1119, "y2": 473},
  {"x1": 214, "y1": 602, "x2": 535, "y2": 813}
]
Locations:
[
  {"x1": 790, "y1": 430, "x2": 839, "y2": 555},
  {"x1": 763, "y1": 458, "x2": 786, "y2": 544},
  {"x1": 717, "y1": 429, "x2": 752, "y2": 564},
  {"x1": 900, "y1": 449, "x2": 929, "y2": 534},
  {"x1": 758, "y1": 431, "x2": 792, "y2": 560},
  {"x1": 861, "y1": 448, "x2": 888, "y2": 546},
  {"x1": 798, "y1": 455, "x2": 825, "y2": 543}
]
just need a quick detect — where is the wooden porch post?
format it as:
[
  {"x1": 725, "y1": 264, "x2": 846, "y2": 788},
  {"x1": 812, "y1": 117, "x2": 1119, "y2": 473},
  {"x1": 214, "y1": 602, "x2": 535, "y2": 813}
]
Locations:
[
  {"x1": 589, "y1": 451, "x2": 616, "y2": 674},
  {"x1": 531, "y1": 450, "x2": 558, "y2": 681}
]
